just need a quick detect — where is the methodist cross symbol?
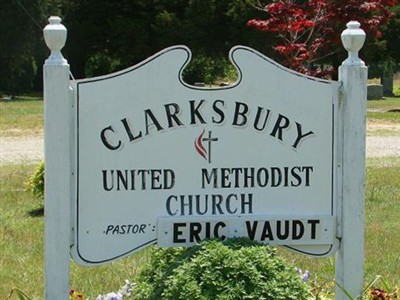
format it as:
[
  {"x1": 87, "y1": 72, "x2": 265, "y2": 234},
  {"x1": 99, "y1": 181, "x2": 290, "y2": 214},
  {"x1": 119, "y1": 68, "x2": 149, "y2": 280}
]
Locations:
[{"x1": 194, "y1": 129, "x2": 219, "y2": 163}]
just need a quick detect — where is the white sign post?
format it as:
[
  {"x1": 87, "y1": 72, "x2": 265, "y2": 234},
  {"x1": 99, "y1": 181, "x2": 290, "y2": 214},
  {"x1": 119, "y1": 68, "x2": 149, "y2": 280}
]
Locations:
[
  {"x1": 43, "y1": 16, "x2": 72, "y2": 300},
  {"x1": 335, "y1": 21, "x2": 368, "y2": 300},
  {"x1": 43, "y1": 17, "x2": 367, "y2": 300}
]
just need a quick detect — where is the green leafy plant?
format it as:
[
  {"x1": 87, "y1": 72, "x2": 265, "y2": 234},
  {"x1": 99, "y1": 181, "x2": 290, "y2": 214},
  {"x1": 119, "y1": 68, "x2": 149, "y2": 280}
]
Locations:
[
  {"x1": 133, "y1": 238, "x2": 310, "y2": 300},
  {"x1": 26, "y1": 161, "x2": 44, "y2": 199},
  {"x1": 7, "y1": 288, "x2": 32, "y2": 300}
]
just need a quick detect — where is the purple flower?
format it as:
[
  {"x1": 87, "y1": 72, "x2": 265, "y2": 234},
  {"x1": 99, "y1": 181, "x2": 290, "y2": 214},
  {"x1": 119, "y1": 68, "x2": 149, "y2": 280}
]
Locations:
[
  {"x1": 295, "y1": 267, "x2": 311, "y2": 282},
  {"x1": 96, "y1": 292, "x2": 123, "y2": 300}
]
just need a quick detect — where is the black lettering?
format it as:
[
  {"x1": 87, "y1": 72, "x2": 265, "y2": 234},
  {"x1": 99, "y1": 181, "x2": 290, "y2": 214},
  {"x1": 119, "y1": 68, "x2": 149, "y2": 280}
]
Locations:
[
  {"x1": 270, "y1": 114, "x2": 290, "y2": 141},
  {"x1": 292, "y1": 122, "x2": 314, "y2": 149},
  {"x1": 102, "y1": 170, "x2": 114, "y2": 191},
  {"x1": 231, "y1": 168, "x2": 243, "y2": 188},
  {"x1": 189, "y1": 222, "x2": 202, "y2": 243},
  {"x1": 243, "y1": 168, "x2": 255, "y2": 187},
  {"x1": 202, "y1": 168, "x2": 218, "y2": 188},
  {"x1": 164, "y1": 169, "x2": 175, "y2": 189},
  {"x1": 257, "y1": 168, "x2": 269, "y2": 187},
  {"x1": 276, "y1": 220, "x2": 290, "y2": 240},
  {"x1": 180, "y1": 195, "x2": 193, "y2": 216},
  {"x1": 112, "y1": 225, "x2": 120, "y2": 234},
  {"x1": 144, "y1": 109, "x2": 163, "y2": 135},
  {"x1": 166, "y1": 195, "x2": 177, "y2": 216},
  {"x1": 151, "y1": 169, "x2": 162, "y2": 190},
  {"x1": 241, "y1": 193, "x2": 253, "y2": 214},
  {"x1": 189, "y1": 100, "x2": 206, "y2": 124},
  {"x1": 105, "y1": 225, "x2": 113, "y2": 234},
  {"x1": 271, "y1": 167, "x2": 282, "y2": 187},
  {"x1": 302, "y1": 166, "x2": 313, "y2": 186},
  {"x1": 308, "y1": 219, "x2": 320, "y2": 239},
  {"x1": 290, "y1": 167, "x2": 302, "y2": 187},
  {"x1": 261, "y1": 221, "x2": 274, "y2": 241},
  {"x1": 212, "y1": 194, "x2": 224, "y2": 214},
  {"x1": 173, "y1": 223, "x2": 186, "y2": 243},
  {"x1": 292, "y1": 220, "x2": 304, "y2": 240},
  {"x1": 137, "y1": 169, "x2": 149, "y2": 189},
  {"x1": 232, "y1": 102, "x2": 249, "y2": 126},
  {"x1": 100, "y1": 126, "x2": 122, "y2": 150},
  {"x1": 121, "y1": 118, "x2": 142, "y2": 142},
  {"x1": 139, "y1": 224, "x2": 146, "y2": 233},
  {"x1": 221, "y1": 168, "x2": 231, "y2": 188},
  {"x1": 116, "y1": 170, "x2": 128, "y2": 190},
  {"x1": 254, "y1": 107, "x2": 271, "y2": 131},
  {"x1": 195, "y1": 195, "x2": 208, "y2": 215},
  {"x1": 246, "y1": 221, "x2": 258, "y2": 240},
  {"x1": 214, "y1": 222, "x2": 226, "y2": 240},
  {"x1": 225, "y1": 194, "x2": 238, "y2": 214},
  {"x1": 164, "y1": 103, "x2": 183, "y2": 128},
  {"x1": 212, "y1": 100, "x2": 225, "y2": 124}
]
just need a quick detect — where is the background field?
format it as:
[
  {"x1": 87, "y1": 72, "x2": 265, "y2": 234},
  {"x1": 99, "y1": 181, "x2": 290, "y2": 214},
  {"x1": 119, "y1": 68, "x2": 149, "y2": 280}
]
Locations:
[{"x1": 0, "y1": 90, "x2": 399, "y2": 298}]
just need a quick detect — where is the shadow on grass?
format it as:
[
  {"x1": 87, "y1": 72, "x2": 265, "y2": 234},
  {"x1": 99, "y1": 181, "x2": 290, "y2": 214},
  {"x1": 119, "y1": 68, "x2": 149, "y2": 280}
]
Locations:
[{"x1": 28, "y1": 206, "x2": 44, "y2": 217}]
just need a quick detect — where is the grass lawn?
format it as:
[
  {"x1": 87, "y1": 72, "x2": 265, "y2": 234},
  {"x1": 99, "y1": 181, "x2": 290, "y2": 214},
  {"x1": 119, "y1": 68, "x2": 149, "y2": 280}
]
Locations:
[
  {"x1": 0, "y1": 91, "x2": 399, "y2": 298},
  {"x1": 367, "y1": 97, "x2": 400, "y2": 124},
  {"x1": 1, "y1": 159, "x2": 399, "y2": 298},
  {"x1": 0, "y1": 97, "x2": 43, "y2": 137}
]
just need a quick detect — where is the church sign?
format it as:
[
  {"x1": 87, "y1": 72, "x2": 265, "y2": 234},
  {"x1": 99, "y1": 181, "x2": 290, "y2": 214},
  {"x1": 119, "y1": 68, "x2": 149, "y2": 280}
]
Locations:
[
  {"x1": 71, "y1": 46, "x2": 340, "y2": 265},
  {"x1": 44, "y1": 18, "x2": 368, "y2": 299}
]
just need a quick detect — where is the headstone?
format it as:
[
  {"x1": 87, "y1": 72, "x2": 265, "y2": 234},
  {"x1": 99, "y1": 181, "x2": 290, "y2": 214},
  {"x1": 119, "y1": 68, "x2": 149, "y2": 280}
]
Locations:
[
  {"x1": 381, "y1": 76, "x2": 394, "y2": 97},
  {"x1": 367, "y1": 84, "x2": 383, "y2": 100}
]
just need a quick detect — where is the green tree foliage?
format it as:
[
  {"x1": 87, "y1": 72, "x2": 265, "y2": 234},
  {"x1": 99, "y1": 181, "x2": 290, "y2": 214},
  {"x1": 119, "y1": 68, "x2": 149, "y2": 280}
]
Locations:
[
  {"x1": 61, "y1": 0, "x2": 266, "y2": 83},
  {"x1": 0, "y1": 1, "x2": 40, "y2": 95},
  {"x1": 1, "y1": 0, "x2": 398, "y2": 92},
  {"x1": 368, "y1": 3, "x2": 400, "y2": 77},
  {"x1": 0, "y1": 0, "x2": 64, "y2": 95}
]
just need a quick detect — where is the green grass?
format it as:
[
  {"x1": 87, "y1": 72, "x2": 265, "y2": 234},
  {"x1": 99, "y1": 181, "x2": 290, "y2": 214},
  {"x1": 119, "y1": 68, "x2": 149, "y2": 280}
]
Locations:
[
  {"x1": 0, "y1": 97, "x2": 43, "y2": 137},
  {"x1": 1, "y1": 92, "x2": 399, "y2": 298},
  {"x1": 367, "y1": 97, "x2": 400, "y2": 123},
  {"x1": 1, "y1": 160, "x2": 399, "y2": 298},
  {"x1": 0, "y1": 164, "x2": 149, "y2": 299},
  {"x1": 277, "y1": 158, "x2": 400, "y2": 290},
  {"x1": 0, "y1": 94, "x2": 398, "y2": 137}
]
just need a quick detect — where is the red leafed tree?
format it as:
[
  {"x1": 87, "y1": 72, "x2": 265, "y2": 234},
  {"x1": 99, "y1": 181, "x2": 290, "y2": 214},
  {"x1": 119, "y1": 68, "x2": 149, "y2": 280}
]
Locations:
[{"x1": 247, "y1": 0, "x2": 396, "y2": 78}]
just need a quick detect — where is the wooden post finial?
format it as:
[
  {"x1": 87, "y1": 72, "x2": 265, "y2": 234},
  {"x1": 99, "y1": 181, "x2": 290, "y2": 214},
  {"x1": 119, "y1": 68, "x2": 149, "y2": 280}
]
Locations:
[
  {"x1": 341, "y1": 21, "x2": 366, "y2": 66},
  {"x1": 44, "y1": 16, "x2": 68, "y2": 65}
]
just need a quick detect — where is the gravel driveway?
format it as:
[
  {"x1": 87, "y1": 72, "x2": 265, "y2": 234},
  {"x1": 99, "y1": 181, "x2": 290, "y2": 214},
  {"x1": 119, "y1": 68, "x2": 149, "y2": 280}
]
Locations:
[{"x1": 1, "y1": 130, "x2": 399, "y2": 164}]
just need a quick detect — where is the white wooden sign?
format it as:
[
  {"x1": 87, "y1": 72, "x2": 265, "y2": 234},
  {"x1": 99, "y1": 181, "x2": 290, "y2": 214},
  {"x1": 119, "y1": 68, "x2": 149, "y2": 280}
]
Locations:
[
  {"x1": 70, "y1": 46, "x2": 340, "y2": 265},
  {"x1": 44, "y1": 17, "x2": 367, "y2": 300}
]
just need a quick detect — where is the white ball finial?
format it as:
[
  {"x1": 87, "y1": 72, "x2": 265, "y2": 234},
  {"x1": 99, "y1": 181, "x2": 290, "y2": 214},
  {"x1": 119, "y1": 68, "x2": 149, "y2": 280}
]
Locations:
[
  {"x1": 341, "y1": 21, "x2": 366, "y2": 66},
  {"x1": 44, "y1": 16, "x2": 68, "y2": 65}
]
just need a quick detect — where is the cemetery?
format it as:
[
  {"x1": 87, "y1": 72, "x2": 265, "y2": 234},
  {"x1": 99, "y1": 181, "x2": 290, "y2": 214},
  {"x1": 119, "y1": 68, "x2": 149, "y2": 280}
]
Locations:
[{"x1": 1, "y1": 1, "x2": 399, "y2": 300}]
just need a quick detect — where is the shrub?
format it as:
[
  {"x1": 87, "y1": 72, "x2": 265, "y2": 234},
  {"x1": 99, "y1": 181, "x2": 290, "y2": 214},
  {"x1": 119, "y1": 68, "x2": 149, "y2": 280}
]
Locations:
[
  {"x1": 133, "y1": 238, "x2": 310, "y2": 300},
  {"x1": 26, "y1": 161, "x2": 44, "y2": 199}
]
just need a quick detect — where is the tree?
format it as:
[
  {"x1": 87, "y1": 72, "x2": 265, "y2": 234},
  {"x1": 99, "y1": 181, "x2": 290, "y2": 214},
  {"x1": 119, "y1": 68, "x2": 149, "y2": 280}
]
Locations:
[
  {"x1": 61, "y1": 0, "x2": 265, "y2": 83},
  {"x1": 0, "y1": 0, "x2": 41, "y2": 95},
  {"x1": 247, "y1": 0, "x2": 396, "y2": 78},
  {"x1": 0, "y1": 0, "x2": 64, "y2": 95}
]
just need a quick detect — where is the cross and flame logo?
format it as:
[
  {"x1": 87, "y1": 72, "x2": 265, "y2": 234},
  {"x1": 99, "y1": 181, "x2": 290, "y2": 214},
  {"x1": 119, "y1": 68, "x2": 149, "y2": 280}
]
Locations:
[{"x1": 194, "y1": 129, "x2": 218, "y2": 163}]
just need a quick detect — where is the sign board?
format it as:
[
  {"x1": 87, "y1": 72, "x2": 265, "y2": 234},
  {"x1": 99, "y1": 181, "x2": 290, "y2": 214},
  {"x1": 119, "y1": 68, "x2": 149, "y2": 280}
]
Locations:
[{"x1": 71, "y1": 46, "x2": 340, "y2": 265}]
